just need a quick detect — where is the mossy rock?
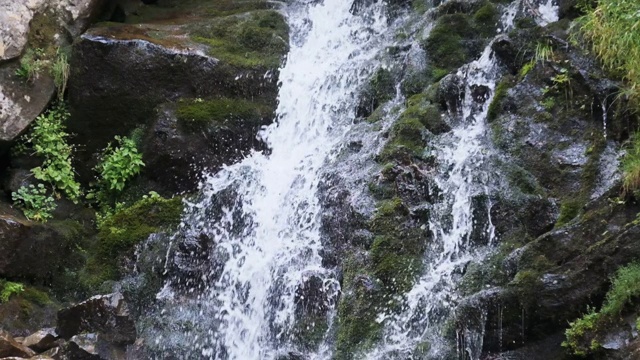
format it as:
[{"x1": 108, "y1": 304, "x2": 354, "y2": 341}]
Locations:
[
  {"x1": 83, "y1": 195, "x2": 184, "y2": 290},
  {"x1": 175, "y1": 97, "x2": 272, "y2": 132},
  {"x1": 189, "y1": 10, "x2": 288, "y2": 68},
  {"x1": 402, "y1": 94, "x2": 450, "y2": 134}
]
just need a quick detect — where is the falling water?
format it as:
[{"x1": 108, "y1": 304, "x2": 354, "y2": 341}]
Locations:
[
  {"x1": 146, "y1": 0, "x2": 396, "y2": 358},
  {"x1": 364, "y1": 41, "x2": 500, "y2": 360}
]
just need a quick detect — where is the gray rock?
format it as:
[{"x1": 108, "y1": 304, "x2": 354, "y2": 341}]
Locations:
[
  {"x1": 56, "y1": 292, "x2": 136, "y2": 345},
  {"x1": 0, "y1": 0, "x2": 46, "y2": 61},
  {"x1": 0, "y1": 65, "x2": 56, "y2": 145}
]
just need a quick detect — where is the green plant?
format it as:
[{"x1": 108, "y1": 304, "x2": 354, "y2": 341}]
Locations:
[
  {"x1": 12, "y1": 184, "x2": 56, "y2": 222},
  {"x1": 575, "y1": 0, "x2": 640, "y2": 110},
  {"x1": 534, "y1": 41, "x2": 554, "y2": 63},
  {"x1": 52, "y1": 48, "x2": 70, "y2": 98},
  {"x1": 621, "y1": 133, "x2": 640, "y2": 194},
  {"x1": 0, "y1": 281, "x2": 25, "y2": 303},
  {"x1": 96, "y1": 136, "x2": 144, "y2": 193},
  {"x1": 22, "y1": 104, "x2": 81, "y2": 202},
  {"x1": 519, "y1": 60, "x2": 535, "y2": 78},
  {"x1": 563, "y1": 263, "x2": 640, "y2": 355},
  {"x1": 15, "y1": 48, "x2": 45, "y2": 81}
]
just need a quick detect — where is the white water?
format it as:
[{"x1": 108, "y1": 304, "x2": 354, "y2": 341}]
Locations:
[{"x1": 153, "y1": 1, "x2": 394, "y2": 359}]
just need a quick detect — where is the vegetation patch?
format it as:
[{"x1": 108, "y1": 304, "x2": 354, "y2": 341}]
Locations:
[
  {"x1": 563, "y1": 263, "x2": 640, "y2": 356},
  {"x1": 575, "y1": 0, "x2": 640, "y2": 110},
  {"x1": 487, "y1": 75, "x2": 516, "y2": 122},
  {"x1": 176, "y1": 97, "x2": 270, "y2": 131},
  {"x1": 189, "y1": 10, "x2": 288, "y2": 68},
  {"x1": 83, "y1": 193, "x2": 183, "y2": 289},
  {"x1": 621, "y1": 133, "x2": 640, "y2": 195}
]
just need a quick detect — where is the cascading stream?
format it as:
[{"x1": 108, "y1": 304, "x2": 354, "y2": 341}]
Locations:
[{"x1": 152, "y1": 1, "x2": 395, "y2": 358}]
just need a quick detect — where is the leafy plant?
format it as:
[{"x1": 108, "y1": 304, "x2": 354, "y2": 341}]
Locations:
[
  {"x1": 15, "y1": 48, "x2": 45, "y2": 81},
  {"x1": 0, "y1": 281, "x2": 25, "y2": 303},
  {"x1": 96, "y1": 136, "x2": 144, "y2": 193},
  {"x1": 12, "y1": 184, "x2": 56, "y2": 222},
  {"x1": 519, "y1": 60, "x2": 535, "y2": 78},
  {"x1": 22, "y1": 103, "x2": 81, "y2": 202},
  {"x1": 575, "y1": 0, "x2": 640, "y2": 110},
  {"x1": 52, "y1": 48, "x2": 70, "y2": 98}
]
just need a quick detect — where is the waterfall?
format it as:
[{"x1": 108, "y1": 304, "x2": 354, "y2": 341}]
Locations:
[{"x1": 145, "y1": 1, "x2": 395, "y2": 358}]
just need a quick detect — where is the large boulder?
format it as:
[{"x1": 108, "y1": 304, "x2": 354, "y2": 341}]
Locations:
[
  {"x1": 22, "y1": 328, "x2": 58, "y2": 352},
  {"x1": 57, "y1": 292, "x2": 136, "y2": 345},
  {"x1": 0, "y1": 204, "x2": 87, "y2": 284},
  {"x1": 67, "y1": 3, "x2": 288, "y2": 186}
]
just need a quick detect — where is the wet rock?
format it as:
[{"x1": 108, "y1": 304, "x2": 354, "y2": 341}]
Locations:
[
  {"x1": 0, "y1": 209, "x2": 86, "y2": 283},
  {"x1": 0, "y1": 330, "x2": 36, "y2": 358},
  {"x1": 0, "y1": 0, "x2": 46, "y2": 61},
  {"x1": 141, "y1": 102, "x2": 270, "y2": 194},
  {"x1": 437, "y1": 74, "x2": 465, "y2": 113},
  {"x1": 57, "y1": 292, "x2": 136, "y2": 345},
  {"x1": 60, "y1": 333, "x2": 102, "y2": 360},
  {"x1": 22, "y1": 328, "x2": 57, "y2": 352}
]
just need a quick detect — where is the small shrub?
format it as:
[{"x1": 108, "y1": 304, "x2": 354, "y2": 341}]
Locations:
[
  {"x1": 22, "y1": 103, "x2": 81, "y2": 202},
  {"x1": 52, "y1": 49, "x2": 70, "y2": 98},
  {"x1": 15, "y1": 48, "x2": 45, "y2": 81},
  {"x1": 12, "y1": 184, "x2": 56, "y2": 222},
  {"x1": 0, "y1": 281, "x2": 25, "y2": 303},
  {"x1": 96, "y1": 136, "x2": 144, "y2": 193}
]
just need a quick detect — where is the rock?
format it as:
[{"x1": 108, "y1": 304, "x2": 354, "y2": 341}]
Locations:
[
  {"x1": 67, "y1": 7, "x2": 287, "y2": 184},
  {"x1": 436, "y1": 74, "x2": 465, "y2": 113},
  {"x1": 141, "y1": 102, "x2": 270, "y2": 194},
  {"x1": 61, "y1": 333, "x2": 101, "y2": 360},
  {"x1": 56, "y1": 292, "x2": 136, "y2": 345},
  {"x1": 0, "y1": 65, "x2": 56, "y2": 146},
  {"x1": 0, "y1": 0, "x2": 45, "y2": 61},
  {"x1": 22, "y1": 328, "x2": 57, "y2": 352},
  {"x1": 0, "y1": 330, "x2": 36, "y2": 358},
  {"x1": 0, "y1": 206, "x2": 86, "y2": 283}
]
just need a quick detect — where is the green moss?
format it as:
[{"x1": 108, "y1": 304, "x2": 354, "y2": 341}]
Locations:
[
  {"x1": 379, "y1": 117, "x2": 426, "y2": 162},
  {"x1": 564, "y1": 263, "x2": 640, "y2": 355},
  {"x1": 84, "y1": 195, "x2": 184, "y2": 289},
  {"x1": 556, "y1": 200, "x2": 583, "y2": 227},
  {"x1": 423, "y1": 14, "x2": 473, "y2": 73},
  {"x1": 28, "y1": 8, "x2": 61, "y2": 60},
  {"x1": 20, "y1": 287, "x2": 52, "y2": 306},
  {"x1": 176, "y1": 98, "x2": 270, "y2": 131},
  {"x1": 487, "y1": 75, "x2": 516, "y2": 122},
  {"x1": 473, "y1": 2, "x2": 498, "y2": 36},
  {"x1": 190, "y1": 10, "x2": 288, "y2": 68}
]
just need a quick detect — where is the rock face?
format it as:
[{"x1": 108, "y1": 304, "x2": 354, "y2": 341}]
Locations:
[
  {"x1": 23, "y1": 328, "x2": 58, "y2": 352},
  {"x1": 0, "y1": 205, "x2": 86, "y2": 284},
  {"x1": 57, "y1": 292, "x2": 136, "y2": 345},
  {"x1": 0, "y1": 0, "x2": 106, "y2": 149},
  {"x1": 67, "y1": 3, "x2": 288, "y2": 189}
]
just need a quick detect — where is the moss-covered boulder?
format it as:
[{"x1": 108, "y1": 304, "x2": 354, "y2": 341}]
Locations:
[{"x1": 67, "y1": 0, "x2": 289, "y2": 186}]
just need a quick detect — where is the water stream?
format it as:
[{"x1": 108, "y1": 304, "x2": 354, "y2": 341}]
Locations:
[{"x1": 142, "y1": 0, "x2": 560, "y2": 358}]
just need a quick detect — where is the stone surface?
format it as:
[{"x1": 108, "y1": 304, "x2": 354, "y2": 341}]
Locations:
[
  {"x1": 57, "y1": 292, "x2": 136, "y2": 345},
  {"x1": 0, "y1": 330, "x2": 36, "y2": 358},
  {"x1": 22, "y1": 328, "x2": 57, "y2": 352},
  {"x1": 0, "y1": 205, "x2": 86, "y2": 283},
  {"x1": 0, "y1": 65, "x2": 56, "y2": 145}
]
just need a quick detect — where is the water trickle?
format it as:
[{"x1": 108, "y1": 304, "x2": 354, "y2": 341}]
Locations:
[{"x1": 143, "y1": 1, "x2": 396, "y2": 358}]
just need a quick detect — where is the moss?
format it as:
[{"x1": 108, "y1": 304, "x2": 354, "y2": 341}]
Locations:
[
  {"x1": 176, "y1": 97, "x2": 270, "y2": 131},
  {"x1": 20, "y1": 287, "x2": 52, "y2": 307},
  {"x1": 84, "y1": 195, "x2": 183, "y2": 289},
  {"x1": 487, "y1": 75, "x2": 516, "y2": 122},
  {"x1": 423, "y1": 14, "x2": 473, "y2": 73},
  {"x1": 291, "y1": 314, "x2": 329, "y2": 350},
  {"x1": 379, "y1": 117, "x2": 426, "y2": 162},
  {"x1": 505, "y1": 164, "x2": 544, "y2": 195},
  {"x1": 401, "y1": 69, "x2": 431, "y2": 97},
  {"x1": 473, "y1": 2, "x2": 499, "y2": 36},
  {"x1": 28, "y1": 8, "x2": 61, "y2": 60},
  {"x1": 189, "y1": 10, "x2": 288, "y2": 68},
  {"x1": 556, "y1": 199, "x2": 583, "y2": 227}
]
